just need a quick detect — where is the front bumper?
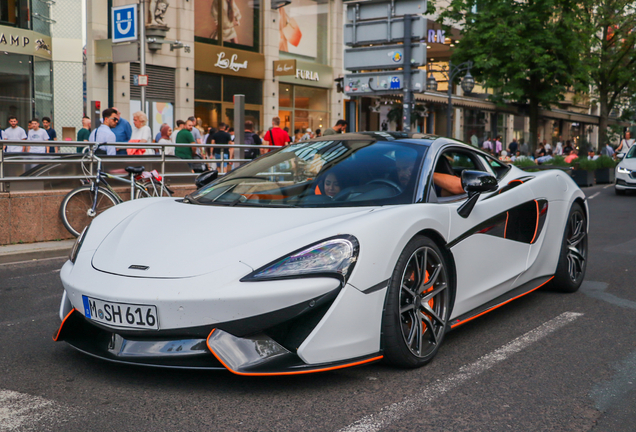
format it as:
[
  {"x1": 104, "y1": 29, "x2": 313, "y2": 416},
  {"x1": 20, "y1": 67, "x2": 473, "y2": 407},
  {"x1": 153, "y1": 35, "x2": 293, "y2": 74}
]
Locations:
[
  {"x1": 54, "y1": 307, "x2": 383, "y2": 375},
  {"x1": 615, "y1": 171, "x2": 636, "y2": 190}
]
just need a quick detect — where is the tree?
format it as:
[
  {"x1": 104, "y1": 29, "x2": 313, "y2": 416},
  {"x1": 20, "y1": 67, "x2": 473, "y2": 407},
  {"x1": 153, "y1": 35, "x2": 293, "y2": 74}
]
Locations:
[
  {"x1": 438, "y1": 0, "x2": 587, "y2": 151},
  {"x1": 580, "y1": 0, "x2": 636, "y2": 144}
]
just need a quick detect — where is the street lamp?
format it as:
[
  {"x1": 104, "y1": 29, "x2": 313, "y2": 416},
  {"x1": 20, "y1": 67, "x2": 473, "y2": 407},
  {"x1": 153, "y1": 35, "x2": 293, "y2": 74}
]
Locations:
[{"x1": 427, "y1": 61, "x2": 474, "y2": 138}]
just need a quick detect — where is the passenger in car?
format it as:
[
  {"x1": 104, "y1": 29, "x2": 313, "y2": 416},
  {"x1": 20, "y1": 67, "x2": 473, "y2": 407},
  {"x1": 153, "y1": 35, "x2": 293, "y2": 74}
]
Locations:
[
  {"x1": 314, "y1": 171, "x2": 342, "y2": 198},
  {"x1": 433, "y1": 155, "x2": 465, "y2": 197}
]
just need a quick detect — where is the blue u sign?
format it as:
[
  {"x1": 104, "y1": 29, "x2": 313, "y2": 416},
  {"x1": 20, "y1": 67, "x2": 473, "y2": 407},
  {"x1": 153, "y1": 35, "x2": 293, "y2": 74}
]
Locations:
[{"x1": 112, "y1": 4, "x2": 138, "y2": 43}]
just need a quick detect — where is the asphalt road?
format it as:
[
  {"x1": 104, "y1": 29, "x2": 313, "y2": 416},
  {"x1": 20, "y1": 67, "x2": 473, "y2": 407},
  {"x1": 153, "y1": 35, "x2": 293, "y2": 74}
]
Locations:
[{"x1": 1, "y1": 183, "x2": 634, "y2": 432}]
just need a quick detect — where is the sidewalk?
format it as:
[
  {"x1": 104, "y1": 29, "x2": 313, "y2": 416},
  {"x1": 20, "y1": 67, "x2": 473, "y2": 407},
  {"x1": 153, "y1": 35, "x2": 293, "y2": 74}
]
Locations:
[{"x1": 0, "y1": 239, "x2": 74, "y2": 265}]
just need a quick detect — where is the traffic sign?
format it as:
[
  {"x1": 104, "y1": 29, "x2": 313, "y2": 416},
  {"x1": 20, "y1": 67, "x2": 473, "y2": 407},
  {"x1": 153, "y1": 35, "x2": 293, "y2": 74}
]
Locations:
[
  {"x1": 133, "y1": 74, "x2": 148, "y2": 86},
  {"x1": 344, "y1": 43, "x2": 426, "y2": 71},
  {"x1": 344, "y1": 70, "x2": 426, "y2": 95},
  {"x1": 112, "y1": 4, "x2": 138, "y2": 43},
  {"x1": 344, "y1": 15, "x2": 426, "y2": 46},
  {"x1": 346, "y1": 0, "x2": 427, "y2": 21}
]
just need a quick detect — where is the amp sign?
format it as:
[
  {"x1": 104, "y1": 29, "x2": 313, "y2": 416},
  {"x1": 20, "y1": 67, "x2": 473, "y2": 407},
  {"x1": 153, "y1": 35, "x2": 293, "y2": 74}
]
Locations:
[{"x1": 112, "y1": 4, "x2": 138, "y2": 43}]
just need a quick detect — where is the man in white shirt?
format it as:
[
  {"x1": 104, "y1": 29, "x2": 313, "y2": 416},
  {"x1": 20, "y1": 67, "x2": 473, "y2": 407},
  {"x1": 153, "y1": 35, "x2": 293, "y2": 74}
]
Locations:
[
  {"x1": 88, "y1": 108, "x2": 119, "y2": 155},
  {"x1": 26, "y1": 118, "x2": 50, "y2": 153},
  {"x1": 171, "y1": 120, "x2": 185, "y2": 143},
  {"x1": 3, "y1": 116, "x2": 28, "y2": 152}
]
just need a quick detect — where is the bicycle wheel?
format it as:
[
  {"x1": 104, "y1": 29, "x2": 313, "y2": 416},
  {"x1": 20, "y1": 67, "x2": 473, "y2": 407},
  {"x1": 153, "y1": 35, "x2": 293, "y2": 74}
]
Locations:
[
  {"x1": 135, "y1": 179, "x2": 173, "y2": 199},
  {"x1": 60, "y1": 185, "x2": 118, "y2": 237}
]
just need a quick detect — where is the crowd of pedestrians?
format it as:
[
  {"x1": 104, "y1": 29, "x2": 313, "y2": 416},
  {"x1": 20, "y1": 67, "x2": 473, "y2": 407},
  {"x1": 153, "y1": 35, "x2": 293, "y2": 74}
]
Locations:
[
  {"x1": 468, "y1": 132, "x2": 633, "y2": 165},
  {"x1": 1, "y1": 116, "x2": 59, "y2": 153}
]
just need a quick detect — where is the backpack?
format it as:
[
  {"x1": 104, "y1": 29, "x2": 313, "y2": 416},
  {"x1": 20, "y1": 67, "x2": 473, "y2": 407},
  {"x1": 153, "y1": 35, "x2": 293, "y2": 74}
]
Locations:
[{"x1": 243, "y1": 133, "x2": 260, "y2": 160}]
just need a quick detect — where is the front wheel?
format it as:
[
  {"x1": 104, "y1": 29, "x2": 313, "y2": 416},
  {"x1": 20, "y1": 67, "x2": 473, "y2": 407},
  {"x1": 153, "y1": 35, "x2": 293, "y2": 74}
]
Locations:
[
  {"x1": 382, "y1": 236, "x2": 453, "y2": 368},
  {"x1": 546, "y1": 202, "x2": 587, "y2": 292},
  {"x1": 60, "y1": 185, "x2": 118, "y2": 237}
]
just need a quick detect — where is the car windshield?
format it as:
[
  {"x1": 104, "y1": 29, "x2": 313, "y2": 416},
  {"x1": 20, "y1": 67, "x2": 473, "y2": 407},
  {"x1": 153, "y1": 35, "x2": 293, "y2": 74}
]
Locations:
[
  {"x1": 189, "y1": 139, "x2": 428, "y2": 207},
  {"x1": 626, "y1": 146, "x2": 636, "y2": 159}
]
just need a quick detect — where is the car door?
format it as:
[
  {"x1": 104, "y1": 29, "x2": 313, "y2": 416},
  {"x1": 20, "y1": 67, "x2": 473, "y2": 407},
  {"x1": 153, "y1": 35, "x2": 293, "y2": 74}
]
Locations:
[{"x1": 428, "y1": 146, "x2": 534, "y2": 318}]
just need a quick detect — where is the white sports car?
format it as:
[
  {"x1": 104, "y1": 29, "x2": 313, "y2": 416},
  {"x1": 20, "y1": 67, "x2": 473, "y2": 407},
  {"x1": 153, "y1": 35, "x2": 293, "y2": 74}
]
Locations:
[
  {"x1": 615, "y1": 145, "x2": 636, "y2": 194},
  {"x1": 55, "y1": 133, "x2": 588, "y2": 375}
]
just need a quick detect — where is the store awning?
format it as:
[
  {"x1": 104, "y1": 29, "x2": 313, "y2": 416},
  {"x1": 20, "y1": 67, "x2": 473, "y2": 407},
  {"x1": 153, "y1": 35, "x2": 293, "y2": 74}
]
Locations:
[
  {"x1": 539, "y1": 109, "x2": 599, "y2": 125},
  {"x1": 414, "y1": 91, "x2": 518, "y2": 113}
]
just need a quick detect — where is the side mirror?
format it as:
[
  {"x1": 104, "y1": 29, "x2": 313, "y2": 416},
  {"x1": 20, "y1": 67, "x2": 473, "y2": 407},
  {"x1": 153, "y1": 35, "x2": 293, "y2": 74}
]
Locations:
[
  {"x1": 195, "y1": 170, "x2": 218, "y2": 189},
  {"x1": 617, "y1": 153, "x2": 625, "y2": 160},
  {"x1": 457, "y1": 170, "x2": 498, "y2": 218}
]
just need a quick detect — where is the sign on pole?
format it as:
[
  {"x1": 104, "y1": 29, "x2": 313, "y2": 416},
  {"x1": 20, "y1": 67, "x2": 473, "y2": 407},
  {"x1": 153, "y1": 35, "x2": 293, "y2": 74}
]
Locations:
[
  {"x1": 344, "y1": 43, "x2": 426, "y2": 71},
  {"x1": 112, "y1": 4, "x2": 138, "y2": 43},
  {"x1": 344, "y1": 15, "x2": 426, "y2": 46},
  {"x1": 346, "y1": 0, "x2": 427, "y2": 21},
  {"x1": 345, "y1": 70, "x2": 426, "y2": 95}
]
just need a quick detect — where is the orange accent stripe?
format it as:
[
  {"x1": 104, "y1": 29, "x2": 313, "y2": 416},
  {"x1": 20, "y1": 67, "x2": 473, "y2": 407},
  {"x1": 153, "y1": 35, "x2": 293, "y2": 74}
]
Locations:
[
  {"x1": 314, "y1": 185, "x2": 322, "y2": 195},
  {"x1": 206, "y1": 329, "x2": 383, "y2": 376},
  {"x1": 509, "y1": 179, "x2": 524, "y2": 185},
  {"x1": 504, "y1": 211, "x2": 509, "y2": 239},
  {"x1": 53, "y1": 308, "x2": 76, "y2": 341},
  {"x1": 450, "y1": 276, "x2": 554, "y2": 329},
  {"x1": 530, "y1": 199, "x2": 540, "y2": 244}
]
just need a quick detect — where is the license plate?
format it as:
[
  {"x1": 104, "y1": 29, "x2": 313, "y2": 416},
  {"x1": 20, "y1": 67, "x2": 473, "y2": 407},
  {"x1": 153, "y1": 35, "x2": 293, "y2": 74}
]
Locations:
[{"x1": 82, "y1": 296, "x2": 159, "y2": 330}]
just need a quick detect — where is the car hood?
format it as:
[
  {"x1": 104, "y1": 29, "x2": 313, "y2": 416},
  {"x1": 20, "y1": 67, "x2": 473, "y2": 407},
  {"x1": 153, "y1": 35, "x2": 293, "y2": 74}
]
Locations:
[
  {"x1": 618, "y1": 158, "x2": 636, "y2": 170},
  {"x1": 91, "y1": 199, "x2": 372, "y2": 278}
]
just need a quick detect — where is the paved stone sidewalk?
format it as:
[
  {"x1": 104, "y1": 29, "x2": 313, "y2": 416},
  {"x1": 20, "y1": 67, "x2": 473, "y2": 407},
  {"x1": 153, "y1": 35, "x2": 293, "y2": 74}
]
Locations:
[{"x1": 0, "y1": 239, "x2": 74, "y2": 265}]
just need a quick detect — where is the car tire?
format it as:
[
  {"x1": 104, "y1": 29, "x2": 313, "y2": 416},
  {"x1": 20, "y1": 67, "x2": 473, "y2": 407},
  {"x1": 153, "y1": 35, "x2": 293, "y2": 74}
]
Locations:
[
  {"x1": 615, "y1": 187, "x2": 626, "y2": 196},
  {"x1": 382, "y1": 236, "x2": 453, "y2": 368},
  {"x1": 546, "y1": 202, "x2": 587, "y2": 293}
]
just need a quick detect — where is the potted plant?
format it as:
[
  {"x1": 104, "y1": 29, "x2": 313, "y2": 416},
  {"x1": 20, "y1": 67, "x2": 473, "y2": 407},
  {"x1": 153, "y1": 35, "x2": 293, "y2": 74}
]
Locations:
[
  {"x1": 569, "y1": 157, "x2": 596, "y2": 187},
  {"x1": 513, "y1": 156, "x2": 539, "y2": 172},
  {"x1": 594, "y1": 155, "x2": 616, "y2": 184}
]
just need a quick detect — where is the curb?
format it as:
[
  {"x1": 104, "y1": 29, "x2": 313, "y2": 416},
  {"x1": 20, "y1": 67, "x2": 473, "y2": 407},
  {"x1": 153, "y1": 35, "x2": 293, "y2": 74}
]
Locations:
[{"x1": 0, "y1": 240, "x2": 74, "y2": 265}]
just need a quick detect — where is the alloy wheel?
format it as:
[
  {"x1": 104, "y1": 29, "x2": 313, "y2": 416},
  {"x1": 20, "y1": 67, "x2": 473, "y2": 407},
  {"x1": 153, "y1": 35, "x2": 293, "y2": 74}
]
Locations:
[
  {"x1": 398, "y1": 246, "x2": 449, "y2": 358},
  {"x1": 566, "y1": 211, "x2": 587, "y2": 282}
]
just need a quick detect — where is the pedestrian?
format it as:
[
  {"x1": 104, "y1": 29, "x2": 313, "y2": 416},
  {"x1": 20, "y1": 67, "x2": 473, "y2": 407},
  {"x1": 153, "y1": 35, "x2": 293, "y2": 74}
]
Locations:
[
  {"x1": 323, "y1": 119, "x2": 347, "y2": 136},
  {"x1": 495, "y1": 136, "x2": 503, "y2": 155},
  {"x1": 243, "y1": 120, "x2": 262, "y2": 160},
  {"x1": 301, "y1": 128, "x2": 313, "y2": 141},
  {"x1": 129, "y1": 111, "x2": 153, "y2": 155},
  {"x1": 175, "y1": 118, "x2": 197, "y2": 163},
  {"x1": 518, "y1": 138, "x2": 529, "y2": 156},
  {"x1": 3, "y1": 116, "x2": 27, "y2": 153},
  {"x1": 508, "y1": 137, "x2": 518, "y2": 155},
  {"x1": 209, "y1": 122, "x2": 233, "y2": 173},
  {"x1": 26, "y1": 118, "x2": 50, "y2": 153},
  {"x1": 171, "y1": 120, "x2": 185, "y2": 143},
  {"x1": 564, "y1": 149, "x2": 578, "y2": 163},
  {"x1": 544, "y1": 139, "x2": 552, "y2": 153},
  {"x1": 482, "y1": 136, "x2": 493, "y2": 152},
  {"x1": 600, "y1": 142, "x2": 614, "y2": 157},
  {"x1": 110, "y1": 107, "x2": 132, "y2": 154},
  {"x1": 555, "y1": 136, "x2": 563, "y2": 156},
  {"x1": 76, "y1": 116, "x2": 91, "y2": 153},
  {"x1": 157, "y1": 124, "x2": 174, "y2": 155},
  {"x1": 315, "y1": 128, "x2": 322, "y2": 138},
  {"x1": 470, "y1": 131, "x2": 479, "y2": 148},
  {"x1": 587, "y1": 149, "x2": 599, "y2": 160},
  {"x1": 263, "y1": 117, "x2": 291, "y2": 149},
  {"x1": 535, "y1": 141, "x2": 546, "y2": 158},
  {"x1": 88, "y1": 108, "x2": 118, "y2": 155},
  {"x1": 188, "y1": 116, "x2": 203, "y2": 145},
  {"x1": 563, "y1": 140, "x2": 573, "y2": 155},
  {"x1": 616, "y1": 131, "x2": 635, "y2": 156},
  {"x1": 42, "y1": 116, "x2": 58, "y2": 153}
]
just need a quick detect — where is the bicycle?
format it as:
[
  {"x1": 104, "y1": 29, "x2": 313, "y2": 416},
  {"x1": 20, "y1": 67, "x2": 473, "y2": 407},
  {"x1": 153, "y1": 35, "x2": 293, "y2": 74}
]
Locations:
[{"x1": 59, "y1": 145, "x2": 174, "y2": 237}]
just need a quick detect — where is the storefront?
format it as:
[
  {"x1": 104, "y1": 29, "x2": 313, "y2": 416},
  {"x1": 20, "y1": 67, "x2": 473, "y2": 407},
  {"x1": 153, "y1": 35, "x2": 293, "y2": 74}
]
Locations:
[
  {"x1": 276, "y1": 60, "x2": 332, "y2": 138},
  {"x1": 0, "y1": 25, "x2": 53, "y2": 127}
]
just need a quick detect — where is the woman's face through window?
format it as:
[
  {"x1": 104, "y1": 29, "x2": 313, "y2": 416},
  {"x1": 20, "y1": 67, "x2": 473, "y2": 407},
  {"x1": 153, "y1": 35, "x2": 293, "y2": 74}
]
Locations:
[{"x1": 324, "y1": 173, "x2": 341, "y2": 197}]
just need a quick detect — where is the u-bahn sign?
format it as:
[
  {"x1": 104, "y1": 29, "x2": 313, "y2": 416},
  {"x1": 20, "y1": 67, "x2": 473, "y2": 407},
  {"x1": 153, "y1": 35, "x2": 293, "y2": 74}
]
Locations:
[{"x1": 112, "y1": 4, "x2": 138, "y2": 43}]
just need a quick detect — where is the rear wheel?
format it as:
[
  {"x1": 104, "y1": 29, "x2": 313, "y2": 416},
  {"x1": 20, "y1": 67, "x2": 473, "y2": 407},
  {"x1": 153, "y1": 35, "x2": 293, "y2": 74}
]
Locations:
[
  {"x1": 382, "y1": 236, "x2": 452, "y2": 368},
  {"x1": 60, "y1": 185, "x2": 118, "y2": 237},
  {"x1": 547, "y1": 202, "x2": 587, "y2": 292},
  {"x1": 135, "y1": 179, "x2": 173, "y2": 199}
]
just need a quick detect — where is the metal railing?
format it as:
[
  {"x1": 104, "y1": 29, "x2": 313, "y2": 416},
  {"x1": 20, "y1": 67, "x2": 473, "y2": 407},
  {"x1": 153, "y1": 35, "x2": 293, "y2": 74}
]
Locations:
[{"x1": 0, "y1": 140, "x2": 273, "y2": 192}]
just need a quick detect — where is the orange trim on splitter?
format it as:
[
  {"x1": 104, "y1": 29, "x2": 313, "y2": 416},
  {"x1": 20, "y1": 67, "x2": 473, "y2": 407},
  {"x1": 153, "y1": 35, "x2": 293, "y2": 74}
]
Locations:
[
  {"x1": 53, "y1": 308, "x2": 76, "y2": 341},
  {"x1": 450, "y1": 276, "x2": 554, "y2": 329},
  {"x1": 206, "y1": 329, "x2": 383, "y2": 376}
]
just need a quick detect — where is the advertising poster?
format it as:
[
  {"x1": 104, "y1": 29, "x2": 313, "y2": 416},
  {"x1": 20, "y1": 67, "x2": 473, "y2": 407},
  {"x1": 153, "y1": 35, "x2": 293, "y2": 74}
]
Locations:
[
  {"x1": 195, "y1": 0, "x2": 254, "y2": 47},
  {"x1": 279, "y1": 0, "x2": 322, "y2": 59}
]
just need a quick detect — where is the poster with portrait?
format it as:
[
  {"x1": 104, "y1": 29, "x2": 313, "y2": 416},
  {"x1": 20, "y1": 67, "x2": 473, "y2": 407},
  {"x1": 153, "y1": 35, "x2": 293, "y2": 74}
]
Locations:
[
  {"x1": 279, "y1": 0, "x2": 320, "y2": 59},
  {"x1": 195, "y1": 0, "x2": 254, "y2": 48}
]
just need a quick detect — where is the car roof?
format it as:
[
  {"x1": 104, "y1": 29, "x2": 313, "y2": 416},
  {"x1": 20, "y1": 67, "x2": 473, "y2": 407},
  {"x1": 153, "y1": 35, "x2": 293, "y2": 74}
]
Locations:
[{"x1": 322, "y1": 131, "x2": 439, "y2": 145}]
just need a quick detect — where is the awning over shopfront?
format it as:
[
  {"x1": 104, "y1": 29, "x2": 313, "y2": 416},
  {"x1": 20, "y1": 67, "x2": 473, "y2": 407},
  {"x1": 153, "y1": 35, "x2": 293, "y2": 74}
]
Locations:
[
  {"x1": 414, "y1": 91, "x2": 517, "y2": 113},
  {"x1": 539, "y1": 108, "x2": 599, "y2": 125}
]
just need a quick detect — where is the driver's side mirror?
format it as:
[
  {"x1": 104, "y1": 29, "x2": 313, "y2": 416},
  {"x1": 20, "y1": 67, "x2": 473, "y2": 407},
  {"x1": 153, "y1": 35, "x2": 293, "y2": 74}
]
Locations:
[
  {"x1": 195, "y1": 170, "x2": 218, "y2": 189},
  {"x1": 457, "y1": 170, "x2": 498, "y2": 218}
]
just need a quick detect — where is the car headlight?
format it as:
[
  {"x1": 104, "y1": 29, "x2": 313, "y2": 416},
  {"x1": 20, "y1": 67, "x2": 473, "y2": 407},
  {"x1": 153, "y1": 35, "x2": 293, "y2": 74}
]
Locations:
[
  {"x1": 69, "y1": 226, "x2": 89, "y2": 264},
  {"x1": 242, "y1": 236, "x2": 359, "y2": 282},
  {"x1": 617, "y1": 166, "x2": 631, "y2": 174}
]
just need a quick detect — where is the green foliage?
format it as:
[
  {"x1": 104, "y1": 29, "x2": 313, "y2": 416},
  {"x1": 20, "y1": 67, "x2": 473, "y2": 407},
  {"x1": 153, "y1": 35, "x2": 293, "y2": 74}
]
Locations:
[
  {"x1": 549, "y1": 155, "x2": 569, "y2": 167},
  {"x1": 570, "y1": 157, "x2": 597, "y2": 171},
  {"x1": 438, "y1": 0, "x2": 587, "y2": 149},
  {"x1": 595, "y1": 155, "x2": 617, "y2": 169},
  {"x1": 513, "y1": 157, "x2": 537, "y2": 168}
]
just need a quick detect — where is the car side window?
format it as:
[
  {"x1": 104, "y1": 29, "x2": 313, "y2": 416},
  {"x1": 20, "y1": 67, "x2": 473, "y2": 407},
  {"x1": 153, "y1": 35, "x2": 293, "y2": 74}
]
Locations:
[
  {"x1": 483, "y1": 156, "x2": 511, "y2": 180},
  {"x1": 429, "y1": 149, "x2": 479, "y2": 202}
]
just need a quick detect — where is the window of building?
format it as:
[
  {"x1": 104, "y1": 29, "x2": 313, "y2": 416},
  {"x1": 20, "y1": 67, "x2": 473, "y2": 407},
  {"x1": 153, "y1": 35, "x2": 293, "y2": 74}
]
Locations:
[
  {"x1": 278, "y1": 83, "x2": 328, "y2": 138},
  {"x1": 0, "y1": 0, "x2": 29, "y2": 29},
  {"x1": 0, "y1": 53, "x2": 31, "y2": 126},
  {"x1": 194, "y1": 0, "x2": 261, "y2": 52}
]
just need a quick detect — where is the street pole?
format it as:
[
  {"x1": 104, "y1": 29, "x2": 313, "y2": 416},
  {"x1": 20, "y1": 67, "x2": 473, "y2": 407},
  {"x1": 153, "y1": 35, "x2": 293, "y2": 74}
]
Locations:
[
  {"x1": 446, "y1": 61, "x2": 453, "y2": 138},
  {"x1": 233, "y1": 95, "x2": 245, "y2": 167},
  {"x1": 403, "y1": 14, "x2": 412, "y2": 133},
  {"x1": 139, "y1": 0, "x2": 146, "y2": 114}
]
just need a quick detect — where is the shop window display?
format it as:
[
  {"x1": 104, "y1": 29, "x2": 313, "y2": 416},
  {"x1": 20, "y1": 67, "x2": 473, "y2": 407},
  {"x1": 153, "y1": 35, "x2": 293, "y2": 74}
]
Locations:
[{"x1": 195, "y1": 0, "x2": 260, "y2": 52}]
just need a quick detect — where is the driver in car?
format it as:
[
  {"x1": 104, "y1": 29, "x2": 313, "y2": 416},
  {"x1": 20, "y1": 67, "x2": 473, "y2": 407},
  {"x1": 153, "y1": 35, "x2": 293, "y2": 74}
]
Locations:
[{"x1": 395, "y1": 153, "x2": 464, "y2": 197}]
